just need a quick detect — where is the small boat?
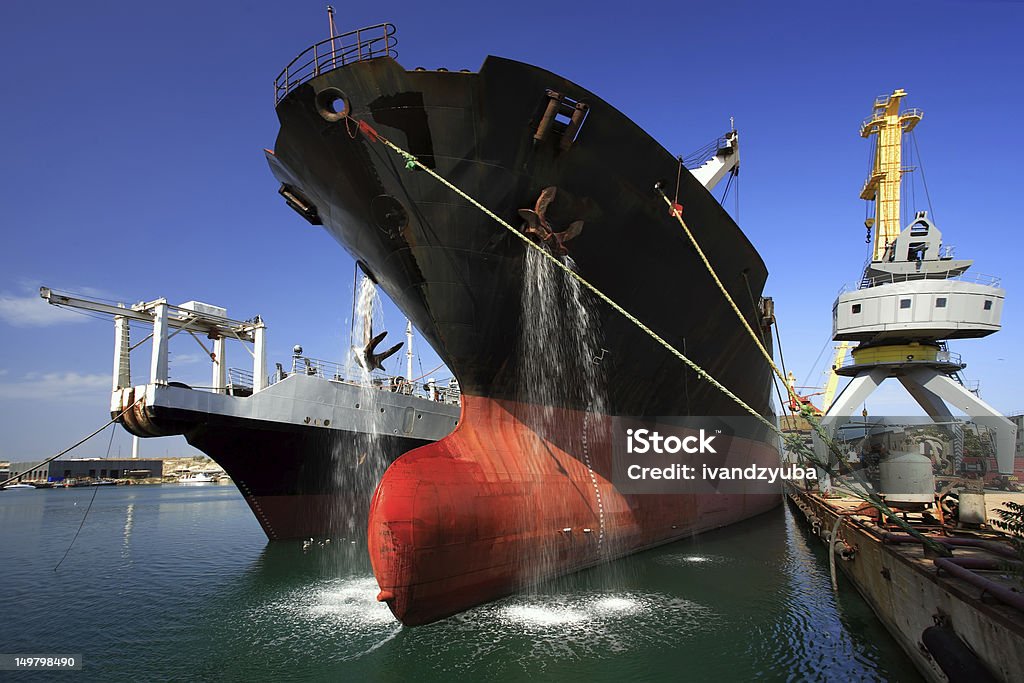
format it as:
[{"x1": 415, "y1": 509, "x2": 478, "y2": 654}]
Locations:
[
  {"x1": 178, "y1": 471, "x2": 217, "y2": 484},
  {"x1": 2, "y1": 483, "x2": 36, "y2": 490}
]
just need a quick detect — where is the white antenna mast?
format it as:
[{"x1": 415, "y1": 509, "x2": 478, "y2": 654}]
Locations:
[
  {"x1": 406, "y1": 321, "x2": 414, "y2": 380},
  {"x1": 327, "y1": 5, "x2": 338, "y2": 64}
]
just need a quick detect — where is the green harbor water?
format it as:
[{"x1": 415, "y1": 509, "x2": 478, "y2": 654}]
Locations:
[{"x1": 0, "y1": 485, "x2": 923, "y2": 681}]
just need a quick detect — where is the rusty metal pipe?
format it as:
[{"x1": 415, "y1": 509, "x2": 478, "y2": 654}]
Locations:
[
  {"x1": 560, "y1": 102, "x2": 589, "y2": 151},
  {"x1": 941, "y1": 557, "x2": 1022, "y2": 570},
  {"x1": 881, "y1": 533, "x2": 1018, "y2": 560},
  {"x1": 534, "y1": 92, "x2": 561, "y2": 143},
  {"x1": 933, "y1": 557, "x2": 1024, "y2": 613}
]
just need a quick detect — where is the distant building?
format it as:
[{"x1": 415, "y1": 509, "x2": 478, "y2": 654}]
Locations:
[{"x1": 6, "y1": 459, "x2": 164, "y2": 483}]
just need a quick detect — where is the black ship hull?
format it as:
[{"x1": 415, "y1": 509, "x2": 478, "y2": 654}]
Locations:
[
  {"x1": 268, "y1": 55, "x2": 774, "y2": 419},
  {"x1": 114, "y1": 377, "x2": 458, "y2": 540},
  {"x1": 176, "y1": 409, "x2": 427, "y2": 540}
]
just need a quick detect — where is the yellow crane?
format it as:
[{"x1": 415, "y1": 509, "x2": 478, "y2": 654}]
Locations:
[
  {"x1": 785, "y1": 342, "x2": 850, "y2": 415},
  {"x1": 820, "y1": 341, "x2": 850, "y2": 412},
  {"x1": 859, "y1": 89, "x2": 922, "y2": 261},
  {"x1": 789, "y1": 89, "x2": 918, "y2": 417}
]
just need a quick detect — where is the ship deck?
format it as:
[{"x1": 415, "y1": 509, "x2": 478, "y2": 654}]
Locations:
[{"x1": 787, "y1": 483, "x2": 1024, "y2": 682}]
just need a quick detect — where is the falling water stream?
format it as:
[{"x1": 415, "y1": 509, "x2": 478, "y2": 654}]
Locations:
[
  {"x1": 326, "y1": 276, "x2": 389, "y2": 537},
  {"x1": 516, "y1": 247, "x2": 610, "y2": 585}
]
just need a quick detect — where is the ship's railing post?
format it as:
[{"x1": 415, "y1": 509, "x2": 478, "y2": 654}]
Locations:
[
  {"x1": 212, "y1": 336, "x2": 226, "y2": 394},
  {"x1": 150, "y1": 301, "x2": 169, "y2": 385},
  {"x1": 252, "y1": 322, "x2": 267, "y2": 392},
  {"x1": 113, "y1": 309, "x2": 131, "y2": 391}
]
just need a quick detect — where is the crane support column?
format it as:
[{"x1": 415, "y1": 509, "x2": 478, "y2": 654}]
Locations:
[
  {"x1": 113, "y1": 312, "x2": 131, "y2": 391},
  {"x1": 253, "y1": 322, "x2": 267, "y2": 392},
  {"x1": 820, "y1": 368, "x2": 888, "y2": 419},
  {"x1": 212, "y1": 336, "x2": 226, "y2": 394},
  {"x1": 150, "y1": 301, "x2": 169, "y2": 386},
  {"x1": 896, "y1": 375, "x2": 954, "y2": 420},
  {"x1": 902, "y1": 368, "x2": 1017, "y2": 474}
]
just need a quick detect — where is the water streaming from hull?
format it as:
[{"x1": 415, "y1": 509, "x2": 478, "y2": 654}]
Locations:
[
  {"x1": 515, "y1": 247, "x2": 611, "y2": 586},
  {"x1": 326, "y1": 277, "x2": 388, "y2": 537}
]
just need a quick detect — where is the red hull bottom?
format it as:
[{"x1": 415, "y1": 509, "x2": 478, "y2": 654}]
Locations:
[{"x1": 368, "y1": 395, "x2": 780, "y2": 625}]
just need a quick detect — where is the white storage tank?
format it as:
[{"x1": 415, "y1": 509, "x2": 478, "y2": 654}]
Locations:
[{"x1": 879, "y1": 451, "x2": 935, "y2": 504}]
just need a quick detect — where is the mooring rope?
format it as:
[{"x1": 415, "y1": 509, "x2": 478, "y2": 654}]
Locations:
[
  {"x1": 657, "y1": 187, "x2": 845, "y2": 454},
  {"x1": 655, "y1": 172, "x2": 950, "y2": 557},
  {"x1": 656, "y1": 190, "x2": 795, "y2": 391},
  {"x1": 53, "y1": 424, "x2": 118, "y2": 572}
]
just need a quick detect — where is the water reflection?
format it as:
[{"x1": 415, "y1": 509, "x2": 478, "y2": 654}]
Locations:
[
  {"x1": 121, "y1": 502, "x2": 134, "y2": 560},
  {"x1": 0, "y1": 486, "x2": 923, "y2": 682}
]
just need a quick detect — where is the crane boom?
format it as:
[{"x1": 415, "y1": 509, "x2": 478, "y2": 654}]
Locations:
[
  {"x1": 39, "y1": 286, "x2": 267, "y2": 393},
  {"x1": 39, "y1": 287, "x2": 262, "y2": 339},
  {"x1": 859, "y1": 89, "x2": 922, "y2": 261}
]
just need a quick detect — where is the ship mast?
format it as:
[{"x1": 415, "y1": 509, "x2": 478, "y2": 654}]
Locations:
[
  {"x1": 327, "y1": 5, "x2": 338, "y2": 64},
  {"x1": 406, "y1": 320, "x2": 414, "y2": 381},
  {"x1": 859, "y1": 89, "x2": 921, "y2": 262}
]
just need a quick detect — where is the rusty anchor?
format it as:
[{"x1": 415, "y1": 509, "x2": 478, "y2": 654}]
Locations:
[
  {"x1": 354, "y1": 325, "x2": 403, "y2": 373},
  {"x1": 517, "y1": 186, "x2": 584, "y2": 255}
]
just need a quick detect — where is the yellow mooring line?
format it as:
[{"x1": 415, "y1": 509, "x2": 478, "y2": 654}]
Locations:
[{"x1": 656, "y1": 192, "x2": 792, "y2": 389}]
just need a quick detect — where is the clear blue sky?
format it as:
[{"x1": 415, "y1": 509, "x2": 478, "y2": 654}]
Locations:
[{"x1": 1, "y1": 0, "x2": 1021, "y2": 461}]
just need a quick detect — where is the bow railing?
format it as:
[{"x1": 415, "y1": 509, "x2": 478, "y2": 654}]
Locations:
[{"x1": 274, "y1": 23, "x2": 397, "y2": 104}]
